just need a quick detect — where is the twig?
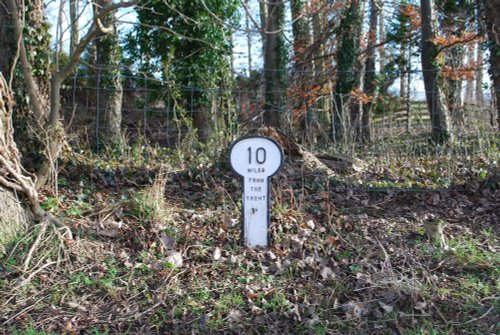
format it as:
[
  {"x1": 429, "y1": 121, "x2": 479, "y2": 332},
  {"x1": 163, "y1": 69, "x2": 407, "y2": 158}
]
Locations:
[
  {"x1": 14, "y1": 261, "x2": 57, "y2": 290},
  {"x1": 1, "y1": 295, "x2": 49, "y2": 326},
  {"x1": 432, "y1": 302, "x2": 449, "y2": 324},
  {"x1": 463, "y1": 303, "x2": 497, "y2": 324},
  {"x1": 23, "y1": 222, "x2": 48, "y2": 272}
]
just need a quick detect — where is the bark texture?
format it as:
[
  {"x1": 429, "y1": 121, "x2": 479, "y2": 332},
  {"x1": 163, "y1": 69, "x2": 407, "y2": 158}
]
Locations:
[
  {"x1": 263, "y1": 0, "x2": 286, "y2": 129},
  {"x1": 420, "y1": 0, "x2": 453, "y2": 143},
  {"x1": 95, "y1": 0, "x2": 123, "y2": 147},
  {"x1": 361, "y1": 0, "x2": 380, "y2": 143},
  {"x1": 439, "y1": 0, "x2": 469, "y2": 130},
  {"x1": 349, "y1": 1, "x2": 366, "y2": 141},
  {"x1": 481, "y1": 0, "x2": 500, "y2": 130},
  {"x1": 259, "y1": 0, "x2": 268, "y2": 57},
  {"x1": 192, "y1": 106, "x2": 210, "y2": 143},
  {"x1": 475, "y1": 41, "x2": 484, "y2": 105},
  {"x1": 465, "y1": 44, "x2": 474, "y2": 104},
  {"x1": 291, "y1": 0, "x2": 314, "y2": 143},
  {"x1": 311, "y1": 0, "x2": 330, "y2": 139},
  {"x1": 69, "y1": 0, "x2": 79, "y2": 54},
  {"x1": 245, "y1": 0, "x2": 252, "y2": 74},
  {"x1": 0, "y1": 188, "x2": 32, "y2": 253},
  {"x1": 0, "y1": 74, "x2": 34, "y2": 252},
  {"x1": 332, "y1": 0, "x2": 363, "y2": 143},
  {"x1": 35, "y1": 0, "x2": 138, "y2": 188},
  {"x1": 0, "y1": 3, "x2": 12, "y2": 79}
]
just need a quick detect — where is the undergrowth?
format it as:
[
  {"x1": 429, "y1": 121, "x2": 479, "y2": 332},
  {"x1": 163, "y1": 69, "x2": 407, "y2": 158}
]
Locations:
[{"x1": 0, "y1": 134, "x2": 498, "y2": 334}]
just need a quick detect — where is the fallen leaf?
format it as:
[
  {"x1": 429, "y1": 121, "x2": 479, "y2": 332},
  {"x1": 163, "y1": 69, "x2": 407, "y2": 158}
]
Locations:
[
  {"x1": 414, "y1": 301, "x2": 427, "y2": 310},
  {"x1": 213, "y1": 247, "x2": 221, "y2": 261},
  {"x1": 320, "y1": 266, "x2": 336, "y2": 280},
  {"x1": 245, "y1": 286, "x2": 258, "y2": 300},
  {"x1": 379, "y1": 301, "x2": 394, "y2": 314},
  {"x1": 165, "y1": 251, "x2": 183, "y2": 268},
  {"x1": 343, "y1": 302, "x2": 363, "y2": 319},
  {"x1": 160, "y1": 232, "x2": 176, "y2": 249},
  {"x1": 227, "y1": 309, "x2": 242, "y2": 322}
]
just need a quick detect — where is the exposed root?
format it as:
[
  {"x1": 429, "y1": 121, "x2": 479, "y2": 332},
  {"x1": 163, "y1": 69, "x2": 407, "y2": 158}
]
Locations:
[{"x1": 0, "y1": 73, "x2": 43, "y2": 220}]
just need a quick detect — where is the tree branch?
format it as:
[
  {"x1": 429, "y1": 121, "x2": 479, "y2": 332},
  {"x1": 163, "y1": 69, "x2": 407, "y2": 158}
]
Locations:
[
  {"x1": 95, "y1": 17, "x2": 114, "y2": 34},
  {"x1": 56, "y1": 0, "x2": 139, "y2": 82},
  {"x1": 5, "y1": 0, "x2": 45, "y2": 122},
  {"x1": 36, "y1": 0, "x2": 138, "y2": 189},
  {"x1": 436, "y1": 33, "x2": 482, "y2": 55}
]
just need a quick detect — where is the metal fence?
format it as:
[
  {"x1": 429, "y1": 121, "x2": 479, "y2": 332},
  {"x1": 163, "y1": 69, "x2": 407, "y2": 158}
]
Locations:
[{"x1": 61, "y1": 67, "x2": 496, "y2": 152}]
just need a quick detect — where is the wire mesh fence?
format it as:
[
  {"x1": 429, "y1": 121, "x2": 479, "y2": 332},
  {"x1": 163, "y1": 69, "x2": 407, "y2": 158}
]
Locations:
[{"x1": 61, "y1": 67, "x2": 497, "y2": 155}]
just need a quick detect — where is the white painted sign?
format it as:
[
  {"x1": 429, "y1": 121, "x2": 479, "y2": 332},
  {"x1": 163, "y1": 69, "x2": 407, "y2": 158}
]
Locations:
[{"x1": 229, "y1": 136, "x2": 284, "y2": 247}]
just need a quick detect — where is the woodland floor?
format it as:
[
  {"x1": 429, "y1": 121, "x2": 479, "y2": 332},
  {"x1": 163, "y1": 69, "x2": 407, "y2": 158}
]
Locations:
[{"x1": 0, "y1": 136, "x2": 499, "y2": 335}]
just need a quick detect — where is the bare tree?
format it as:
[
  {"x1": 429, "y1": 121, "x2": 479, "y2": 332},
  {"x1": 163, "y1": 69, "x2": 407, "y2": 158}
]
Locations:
[
  {"x1": 0, "y1": 0, "x2": 138, "y2": 243},
  {"x1": 35, "y1": 0, "x2": 137, "y2": 187},
  {"x1": 69, "y1": 0, "x2": 79, "y2": 54},
  {"x1": 349, "y1": 0, "x2": 367, "y2": 141},
  {"x1": 291, "y1": 0, "x2": 315, "y2": 143},
  {"x1": 378, "y1": 1, "x2": 386, "y2": 90},
  {"x1": 475, "y1": 41, "x2": 485, "y2": 106},
  {"x1": 480, "y1": 0, "x2": 498, "y2": 129},
  {"x1": 420, "y1": 0, "x2": 453, "y2": 143},
  {"x1": 464, "y1": 43, "x2": 475, "y2": 104},
  {"x1": 94, "y1": 0, "x2": 124, "y2": 147},
  {"x1": 439, "y1": 0, "x2": 473, "y2": 131},
  {"x1": 0, "y1": 4, "x2": 12, "y2": 78},
  {"x1": 311, "y1": 0, "x2": 330, "y2": 139},
  {"x1": 263, "y1": 0, "x2": 286, "y2": 128},
  {"x1": 361, "y1": 0, "x2": 380, "y2": 143},
  {"x1": 0, "y1": 74, "x2": 39, "y2": 249},
  {"x1": 259, "y1": 0, "x2": 268, "y2": 56},
  {"x1": 332, "y1": 0, "x2": 363, "y2": 144},
  {"x1": 245, "y1": 0, "x2": 253, "y2": 75}
]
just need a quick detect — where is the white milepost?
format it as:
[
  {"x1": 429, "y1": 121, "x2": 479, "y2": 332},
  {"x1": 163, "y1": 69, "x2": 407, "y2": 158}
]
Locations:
[{"x1": 229, "y1": 136, "x2": 284, "y2": 247}]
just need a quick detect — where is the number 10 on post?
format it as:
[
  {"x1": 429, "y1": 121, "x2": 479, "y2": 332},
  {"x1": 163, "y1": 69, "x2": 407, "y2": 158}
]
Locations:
[{"x1": 229, "y1": 136, "x2": 284, "y2": 247}]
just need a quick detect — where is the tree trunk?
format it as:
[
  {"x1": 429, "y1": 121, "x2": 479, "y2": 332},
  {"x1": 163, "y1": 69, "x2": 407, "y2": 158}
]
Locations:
[
  {"x1": 439, "y1": 1, "x2": 468, "y2": 132},
  {"x1": 405, "y1": 44, "x2": 412, "y2": 133},
  {"x1": 0, "y1": 3, "x2": 12, "y2": 80},
  {"x1": 229, "y1": 24, "x2": 235, "y2": 75},
  {"x1": 192, "y1": 105, "x2": 210, "y2": 143},
  {"x1": 245, "y1": 0, "x2": 252, "y2": 75},
  {"x1": 291, "y1": 0, "x2": 314, "y2": 143},
  {"x1": 0, "y1": 188, "x2": 32, "y2": 253},
  {"x1": 0, "y1": 74, "x2": 35, "y2": 252},
  {"x1": 475, "y1": 41, "x2": 485, "y2": 105},
  {"x1": 447, "y1": 47, "x2": 465, "y2": 129},
  {"x1": 259, "y1": 0, "x2": 268, "y2": 59},
  {"x1": 400, "y1": 39, "x2": 409, "y2": 130},
  {"x1": 332, "y1": 0, "x2": 363, "y2": 143},
  {"x1": 263, "y1": 0, "x2": 286, "y2": 129},
  {"x1": 475, "y1": 1, "x2": 485, "y2": 106},
  {"x1": 312, "y1": 0, "x2": 330, "y2": 138},
  {"x1": 420, "y1": 0, "x2": 453, "y2": 143},
  {"x1": 481, "y1": 0, "x2": 498, "y2": 129},
  {"x1": 291, "y1": 0, "x2": 311, "y2": 66},
  {"x1": 349, "y1": 0, "x2": 366, "y2": 142},
  {"x1": 69, "y1": 0, "x2": 79, "y2": 54},
  {"x1": 55, "y1": 0, "x2": 65, "y2": 69},
  {"x1": 465, "y1": 44, "x2": 474, "y2": 104},
  {"x1": 94, "y1": 0, "x2": 123, "y2": 148},
  {"x1": 361, "y1": 0, "x2": 380, "y2": 143},
  {"x1": 4, "y1": 0, "x2": 137, "y2": 189},
  {"x1": 378, "y1": 1, "x2": 386, "y2": 89}
]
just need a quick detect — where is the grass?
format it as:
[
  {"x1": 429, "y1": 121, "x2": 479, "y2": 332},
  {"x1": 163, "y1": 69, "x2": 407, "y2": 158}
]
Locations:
[
  {"x1": 1, "y1": 134, "x2": 498, "y2": 334},
  {"x1": 403, "y1": 326, "x2": 452, "y2": 335},
  {"x1": 450, "y1": 236, "x2": 499, "y2": 268},
  {"x1": 11, "y1": 326, "x2": 56, "y2": 335}
]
